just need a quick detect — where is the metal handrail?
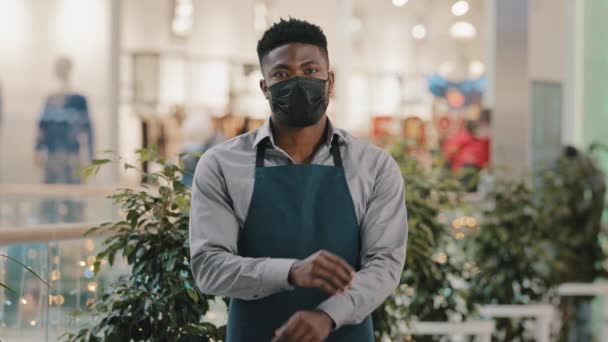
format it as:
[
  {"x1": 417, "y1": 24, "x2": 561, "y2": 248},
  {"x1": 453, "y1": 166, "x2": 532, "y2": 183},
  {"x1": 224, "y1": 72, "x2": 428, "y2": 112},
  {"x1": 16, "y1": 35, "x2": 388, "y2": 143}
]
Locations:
[
  {"x1": 0, "y1": 184, "x2": 117, "y2": 197},
  {"x1": 0, "y1": 222, "x2": 109, "y2": 245}
]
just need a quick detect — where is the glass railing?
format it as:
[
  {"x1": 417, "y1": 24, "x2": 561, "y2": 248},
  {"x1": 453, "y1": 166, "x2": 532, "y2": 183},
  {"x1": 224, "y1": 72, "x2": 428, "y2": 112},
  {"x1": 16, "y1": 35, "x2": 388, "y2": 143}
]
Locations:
[
  {"x1": 0, "y1": 185, "x2": 123, "y2": 341},
  {"x1": 0, "y1": 184, "x2": 228, "y2": 341},
  {"x1": 0, "y1": 184, "x2": 118, "y2": 226},
  {"x1": 0, "y1": 238, "x2": 129, "y2": 342}
]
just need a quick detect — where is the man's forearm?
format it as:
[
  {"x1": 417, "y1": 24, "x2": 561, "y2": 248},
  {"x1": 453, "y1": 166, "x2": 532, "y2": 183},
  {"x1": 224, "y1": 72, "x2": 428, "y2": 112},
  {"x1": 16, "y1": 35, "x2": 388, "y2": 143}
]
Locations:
[
  {"x1": 316, "y1": 251, "x2": 404, "y2": 328},
  {"x1": 191, "y1": 249, "x2": 296, "y2": 299}
]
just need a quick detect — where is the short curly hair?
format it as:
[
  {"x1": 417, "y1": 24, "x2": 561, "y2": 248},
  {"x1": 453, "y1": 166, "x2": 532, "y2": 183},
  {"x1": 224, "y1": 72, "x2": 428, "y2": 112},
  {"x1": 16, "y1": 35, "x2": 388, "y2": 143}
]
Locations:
[{"x1": 257, "y1": 18, "x2": 329, "y2": 65}]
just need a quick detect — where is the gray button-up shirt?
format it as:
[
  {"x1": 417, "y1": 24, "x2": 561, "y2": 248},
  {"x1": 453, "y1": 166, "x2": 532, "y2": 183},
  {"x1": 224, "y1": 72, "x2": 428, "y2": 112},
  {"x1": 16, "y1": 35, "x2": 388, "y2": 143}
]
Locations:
[{"x1": 189, "y1": 118, "x2": 408, "y2": 328}]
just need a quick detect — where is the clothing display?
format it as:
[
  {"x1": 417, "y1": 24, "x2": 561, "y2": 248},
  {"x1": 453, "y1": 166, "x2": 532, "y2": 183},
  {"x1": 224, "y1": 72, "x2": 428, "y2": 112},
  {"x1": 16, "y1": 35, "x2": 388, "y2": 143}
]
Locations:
[
  {"x1": 189, "y1": 118, "x2": 407, "y2": 339},
  {"x1": 36, "y1": 93, "x2": 94, "y2": 162},
  {"x1": 35, "y1": 93, "x2": 94, "y2": 222}
]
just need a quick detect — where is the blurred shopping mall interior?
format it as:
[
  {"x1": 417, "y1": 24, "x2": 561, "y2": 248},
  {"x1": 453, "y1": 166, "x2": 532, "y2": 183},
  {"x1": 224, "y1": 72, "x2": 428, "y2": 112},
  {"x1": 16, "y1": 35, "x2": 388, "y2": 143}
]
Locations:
[{"x1": 0, "y1": 0, "x2": 607, "y2": 341}]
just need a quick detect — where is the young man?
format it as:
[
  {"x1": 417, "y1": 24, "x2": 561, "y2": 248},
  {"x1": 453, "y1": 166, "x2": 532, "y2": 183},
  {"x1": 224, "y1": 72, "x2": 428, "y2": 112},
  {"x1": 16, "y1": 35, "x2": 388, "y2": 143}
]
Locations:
[{"x1": 189, "y1": 18, "x2": 408, "y2": 342}]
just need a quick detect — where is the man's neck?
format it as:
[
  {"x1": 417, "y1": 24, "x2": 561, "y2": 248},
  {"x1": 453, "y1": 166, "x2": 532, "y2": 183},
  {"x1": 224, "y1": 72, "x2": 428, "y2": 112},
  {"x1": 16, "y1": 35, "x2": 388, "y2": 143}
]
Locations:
[{"x1": 271, "y1": 116, "x2": 328, "y2": 164}]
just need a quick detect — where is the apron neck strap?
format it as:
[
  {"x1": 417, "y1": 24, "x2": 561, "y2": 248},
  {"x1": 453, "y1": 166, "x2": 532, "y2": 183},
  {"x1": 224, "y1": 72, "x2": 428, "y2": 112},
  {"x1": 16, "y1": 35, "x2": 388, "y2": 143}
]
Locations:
[
  {"x1": 255, "y1": 136, "x2": 343, "y2": 169},
  {"x1": 329, "y1": 137, "x2": 343, "y2": 169},
  {"x1": 256, "y1": 139, "x2": 269, "y2": 168}
]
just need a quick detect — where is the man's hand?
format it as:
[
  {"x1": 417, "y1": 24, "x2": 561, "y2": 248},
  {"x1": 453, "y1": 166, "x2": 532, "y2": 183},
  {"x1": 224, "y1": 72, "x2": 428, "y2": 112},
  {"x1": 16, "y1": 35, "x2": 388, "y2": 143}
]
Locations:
[
  {"x1": 288, "y1": 250, "x2": 355, "y2": 295},
  {"x1": 272, "y1": 310, "x2": 334, "y2": 342}
]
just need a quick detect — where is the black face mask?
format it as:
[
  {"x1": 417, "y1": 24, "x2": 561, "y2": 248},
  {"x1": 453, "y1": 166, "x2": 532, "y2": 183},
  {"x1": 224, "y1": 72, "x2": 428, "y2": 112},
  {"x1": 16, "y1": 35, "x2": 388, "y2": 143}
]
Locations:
[{"x1": 268, "y1": 76, "x2": 329, "y2": 127}]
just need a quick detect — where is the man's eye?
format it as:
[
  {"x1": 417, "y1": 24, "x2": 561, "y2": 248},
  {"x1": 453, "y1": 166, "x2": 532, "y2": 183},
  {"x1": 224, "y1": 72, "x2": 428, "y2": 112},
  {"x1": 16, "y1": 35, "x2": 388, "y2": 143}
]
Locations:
[
  {"x1": 305, "y1": 68, "x2": 319, "y2": 74},
  {"x1": 273, "y1": 72, "x2": 288, "y2": 78}
]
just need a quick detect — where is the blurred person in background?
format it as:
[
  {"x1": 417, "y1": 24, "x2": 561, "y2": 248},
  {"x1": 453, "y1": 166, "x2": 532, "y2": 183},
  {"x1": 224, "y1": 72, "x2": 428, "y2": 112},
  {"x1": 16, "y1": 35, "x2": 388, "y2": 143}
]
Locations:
[
  {"x1": 180, "y1": 111, "x2": 224, "y2": 187},
  {"x1": 442, "y1": 109, "x2": 491, "y2": 191},
  {"x1": 189, "y1": 18, "x2": 407, "y2": 342}
]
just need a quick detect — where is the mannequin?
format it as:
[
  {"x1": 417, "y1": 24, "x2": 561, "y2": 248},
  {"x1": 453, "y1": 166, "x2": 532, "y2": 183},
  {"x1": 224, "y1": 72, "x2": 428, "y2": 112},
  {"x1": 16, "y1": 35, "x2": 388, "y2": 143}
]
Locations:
[
  {"x1": 35, "y1": 57, "x2": 94, "y2": 222},
  {"x1": 4, "y1": 58, "x2": 96, "y2": 326}
]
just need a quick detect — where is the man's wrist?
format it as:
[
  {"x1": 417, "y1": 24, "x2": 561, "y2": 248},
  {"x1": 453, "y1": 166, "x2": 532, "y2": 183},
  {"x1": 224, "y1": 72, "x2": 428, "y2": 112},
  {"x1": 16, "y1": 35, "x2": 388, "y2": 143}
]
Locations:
[
  {"x1": 287, "y1": 260, "x2": 300, "y2": 286},
  {"x1": 314, "y1": 309, "x2": 336, "y2": 330},
  {"x1": 261, "y1": 258, "x2": 297, "y2": 294}
]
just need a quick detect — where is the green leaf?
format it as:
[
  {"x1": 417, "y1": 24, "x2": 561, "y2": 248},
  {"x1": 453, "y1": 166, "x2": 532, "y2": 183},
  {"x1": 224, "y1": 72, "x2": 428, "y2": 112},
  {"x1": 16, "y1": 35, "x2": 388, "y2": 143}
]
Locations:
[
  {"x1": 186, "y1": 288, "x2": 199, "y2": 302},
  {"x1": 92, "y1": 158, "x2": 112, "y2": 165},
  {"x1": 93, "y1": 259, "x2": 102, "y2": 276},
  {"x1": 124, "y1": 163, "x2": 137, "y2": 171}
]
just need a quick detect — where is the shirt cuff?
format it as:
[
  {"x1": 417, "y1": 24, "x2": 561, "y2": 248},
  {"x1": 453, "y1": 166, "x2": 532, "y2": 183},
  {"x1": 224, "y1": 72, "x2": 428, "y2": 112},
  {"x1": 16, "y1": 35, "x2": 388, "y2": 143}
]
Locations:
[
  {"x1": 316, "y1": 293, "x2": 356, "y2": 329},
  {"x1": 259, "y1": 258, "x2": 297, "y2": 296}
]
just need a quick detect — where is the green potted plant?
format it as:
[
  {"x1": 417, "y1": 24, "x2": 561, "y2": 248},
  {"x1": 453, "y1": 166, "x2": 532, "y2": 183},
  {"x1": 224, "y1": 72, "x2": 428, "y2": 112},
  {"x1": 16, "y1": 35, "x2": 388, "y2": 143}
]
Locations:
[
  {"x1": 539, "y1": 145, "x2": 607, "y2": 341},
  {"x1": 373, "y1": 143, "x2": 471, "y2": 341},
  {"x1": 465, "y1": 144, "x2": 607, "y2": 341},
  {"x1": 465, "y1": 178, "x2": 556, "y2": 341},
  {"x1": 62, "y1": 148, "x2": 224, "y2": 342}
]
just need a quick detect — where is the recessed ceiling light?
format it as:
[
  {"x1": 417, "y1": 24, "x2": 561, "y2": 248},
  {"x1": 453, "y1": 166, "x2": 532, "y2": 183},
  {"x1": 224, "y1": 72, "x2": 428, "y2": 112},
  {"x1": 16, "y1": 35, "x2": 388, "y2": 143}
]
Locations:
[
  {"x1": 411, "y1": 25, "x2": 427, "y2": 40},
  {"x1": 392, "y1": 0, "x2": 409, "y2": 8},
  {"x1": 452, "y1": 1, "x2": 470, "y2": 17}
]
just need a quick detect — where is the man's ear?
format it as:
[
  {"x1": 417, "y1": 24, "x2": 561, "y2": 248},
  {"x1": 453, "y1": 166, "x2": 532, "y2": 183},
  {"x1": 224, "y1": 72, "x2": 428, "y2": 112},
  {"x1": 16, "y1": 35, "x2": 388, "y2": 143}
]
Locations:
[
  {"x1": 327, "y1": 70, "x2": 335, "y2": 97},
  {"x1": 260, "y1": 79, "x2": 269, "y2": 100}
]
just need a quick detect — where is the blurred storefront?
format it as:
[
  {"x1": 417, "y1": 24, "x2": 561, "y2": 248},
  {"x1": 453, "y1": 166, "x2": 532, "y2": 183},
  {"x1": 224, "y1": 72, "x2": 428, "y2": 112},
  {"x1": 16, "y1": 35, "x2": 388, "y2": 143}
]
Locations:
[
  {"x1": 115, "y1": 0, "x2": 489, "y2": 182},
  {"x1": 0, "y1": 0, "x2": 605, "y2": 185}
]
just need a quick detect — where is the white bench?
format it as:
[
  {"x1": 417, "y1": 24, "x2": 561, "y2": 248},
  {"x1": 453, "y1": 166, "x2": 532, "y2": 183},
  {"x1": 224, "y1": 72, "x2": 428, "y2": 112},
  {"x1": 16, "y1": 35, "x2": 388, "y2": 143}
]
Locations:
[
  {"x1": 479, "y1": 304, "x2": 555, "y2": 342},
  {"x1": 401, "y1": 321, "x2": 496, "y2": 342}
]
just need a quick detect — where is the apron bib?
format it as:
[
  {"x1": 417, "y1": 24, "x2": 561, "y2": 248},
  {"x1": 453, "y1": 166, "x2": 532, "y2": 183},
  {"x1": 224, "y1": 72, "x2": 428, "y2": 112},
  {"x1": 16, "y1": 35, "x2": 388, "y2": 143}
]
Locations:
[{"x1": 226, "y1": 137, "x2": 374, "y2": 342}]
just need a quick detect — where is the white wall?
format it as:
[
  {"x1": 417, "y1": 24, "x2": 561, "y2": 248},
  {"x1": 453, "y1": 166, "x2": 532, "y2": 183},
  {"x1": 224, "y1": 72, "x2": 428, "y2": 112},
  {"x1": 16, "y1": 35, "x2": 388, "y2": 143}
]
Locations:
[
  {"x1": 528, "y1": 0, "x2": 567, "y2": 81},
  {"x1": 0, "y1": 0, "x2": 113, "y2": 184},
  {"x1": 528, "y1": 0, "x2": 573, "y2": 148},
  {"x1": 122, "y1": 0, "x2": 258, "y2": 61}
]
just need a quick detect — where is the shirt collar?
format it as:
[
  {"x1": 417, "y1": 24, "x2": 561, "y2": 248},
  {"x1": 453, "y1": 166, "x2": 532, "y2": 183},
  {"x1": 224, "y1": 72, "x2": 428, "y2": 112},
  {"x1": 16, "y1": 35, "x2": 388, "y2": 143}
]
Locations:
[{"x1": 252, "y1": 117, "x2": 346, "y2": 150}]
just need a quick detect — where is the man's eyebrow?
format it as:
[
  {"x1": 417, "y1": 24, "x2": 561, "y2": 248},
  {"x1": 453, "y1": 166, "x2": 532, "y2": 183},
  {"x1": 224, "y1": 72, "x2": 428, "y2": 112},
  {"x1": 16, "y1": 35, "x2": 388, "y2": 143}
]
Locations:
[
  {"x1": 300, "y1": 60, "x2": 320, "y2": 67},
  {"x1": 269, "y1": 63, "x2": 290, "y2": 71}
]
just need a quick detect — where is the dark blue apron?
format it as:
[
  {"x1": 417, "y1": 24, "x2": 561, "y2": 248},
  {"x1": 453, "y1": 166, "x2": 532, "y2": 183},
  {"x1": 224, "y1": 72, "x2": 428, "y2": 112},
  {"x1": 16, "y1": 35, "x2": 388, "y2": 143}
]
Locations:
[{"x1": 226, "y1": 137, "x2": 374, "y2": 342}]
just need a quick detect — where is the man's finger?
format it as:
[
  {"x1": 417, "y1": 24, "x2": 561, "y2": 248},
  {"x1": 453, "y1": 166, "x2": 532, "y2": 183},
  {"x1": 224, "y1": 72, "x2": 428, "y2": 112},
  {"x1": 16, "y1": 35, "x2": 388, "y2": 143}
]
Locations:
[
  {"x1": 321, "y1": 251, "x2": 356, "y2": 275},
  {"x1": 272, "y1": 322, "x2": 290, "y2": 342},
  {"x1": 316, "y1": 254, "x2": 354, "y2": 286},
  {"x1": 276, "y1": 314, "x2": 303, "y2": 342},
  {"x1": 312, "y1": 278, "x2": 340, "y2": 295},
  {"x1": 312, "y1": 266, "x2": 349, "y2": 291},
  {"x1": 289, "y1": 320, "x2": 310, "y2": 341}
]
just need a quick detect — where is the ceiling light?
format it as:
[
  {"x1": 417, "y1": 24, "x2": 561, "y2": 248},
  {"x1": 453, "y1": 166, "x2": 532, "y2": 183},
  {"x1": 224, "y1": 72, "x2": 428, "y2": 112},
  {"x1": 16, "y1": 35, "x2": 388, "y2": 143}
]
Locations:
[
  {"x1": 411, "y1": 24, "x2": 427, "y2": 40},
  {"x1": 392, "y1": 0, "x2": 409, "y2": 8},
  {"x1": 451, "y1": 1, "x2": 470, "y2": 16},
  {"x1": 449, "y1": 21, "x2": 477, "y2": 39},
  {"x1": 469, "y1": 60, "x2": 485, "y2": 76}
]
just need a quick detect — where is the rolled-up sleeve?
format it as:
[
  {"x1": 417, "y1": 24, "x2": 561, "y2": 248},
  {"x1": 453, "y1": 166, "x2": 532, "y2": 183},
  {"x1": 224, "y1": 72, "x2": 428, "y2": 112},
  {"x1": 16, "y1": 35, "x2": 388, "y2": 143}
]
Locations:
[
  {"x1": 317, "y1": 151, "x2": 408, "y2": 328},
  {"x1": 189, "y1": 149, "x2": 296, "y2": 300}
]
